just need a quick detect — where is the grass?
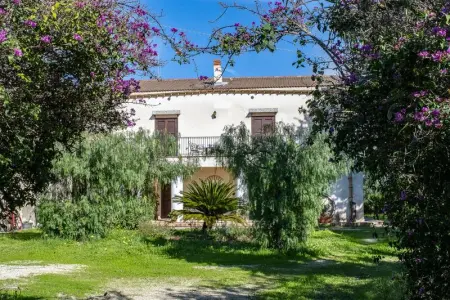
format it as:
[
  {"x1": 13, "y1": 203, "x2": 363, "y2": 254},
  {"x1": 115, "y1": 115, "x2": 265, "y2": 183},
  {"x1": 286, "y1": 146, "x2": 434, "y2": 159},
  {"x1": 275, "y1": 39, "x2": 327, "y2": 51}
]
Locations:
[{"x1": 0, "y1": 227, "x2": 404, "y2": 299}]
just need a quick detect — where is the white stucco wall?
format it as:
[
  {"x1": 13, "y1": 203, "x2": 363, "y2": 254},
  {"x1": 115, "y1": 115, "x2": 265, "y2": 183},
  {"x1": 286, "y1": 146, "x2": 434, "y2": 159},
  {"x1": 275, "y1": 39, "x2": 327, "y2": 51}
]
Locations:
[
  {"x1": 329, "y1": 172, "x2": 364, "y2": 223},
  {"x1": 127, "y1": 92, "x2": 310, "y2": 136}
]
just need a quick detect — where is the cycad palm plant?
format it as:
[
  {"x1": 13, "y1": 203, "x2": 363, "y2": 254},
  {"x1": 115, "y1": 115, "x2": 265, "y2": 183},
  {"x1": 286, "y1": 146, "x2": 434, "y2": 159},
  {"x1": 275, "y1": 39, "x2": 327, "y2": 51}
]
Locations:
[{"x1": 172, "y1": 178, "x2": 245, "y2": 231}]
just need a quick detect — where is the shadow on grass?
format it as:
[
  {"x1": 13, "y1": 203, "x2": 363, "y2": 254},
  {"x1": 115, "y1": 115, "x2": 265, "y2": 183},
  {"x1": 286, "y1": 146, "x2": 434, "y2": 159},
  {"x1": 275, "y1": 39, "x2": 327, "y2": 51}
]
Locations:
[
  {"x1": 259, "y1": 260, "x2": 406, "y2": 300},
  {"x1": 146, "y1": 229, "x2": 397, "y2": 276},
  {"x1": 6, "y1": 231, "x2": 43, "y2": 241},
  {"x1": 0, "y1": 293, "x2": 42, "y2": 300},
  {"x1": 150, "y1": 260, "x2": 402, "y2": 300}
]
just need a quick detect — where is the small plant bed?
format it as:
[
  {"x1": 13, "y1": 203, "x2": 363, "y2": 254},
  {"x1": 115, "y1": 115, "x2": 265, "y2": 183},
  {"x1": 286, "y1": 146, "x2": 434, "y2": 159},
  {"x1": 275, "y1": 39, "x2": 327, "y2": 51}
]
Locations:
[{"x1": 0, "y1": 227, "x2": 403, "y2": 299}]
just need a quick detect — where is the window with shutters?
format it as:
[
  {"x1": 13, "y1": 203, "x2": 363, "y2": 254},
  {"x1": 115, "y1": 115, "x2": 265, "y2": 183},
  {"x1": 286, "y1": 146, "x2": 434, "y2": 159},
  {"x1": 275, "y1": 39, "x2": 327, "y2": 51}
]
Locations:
[
  {"x1": 251, "y1": 115, "x2": 275, "y2": 136},
  {"x1": 155, "y1": 118, "x2": 178, "y2": 136},
  {"x1": 155, "y1": 117, "x2": 179, "y2": 156}
]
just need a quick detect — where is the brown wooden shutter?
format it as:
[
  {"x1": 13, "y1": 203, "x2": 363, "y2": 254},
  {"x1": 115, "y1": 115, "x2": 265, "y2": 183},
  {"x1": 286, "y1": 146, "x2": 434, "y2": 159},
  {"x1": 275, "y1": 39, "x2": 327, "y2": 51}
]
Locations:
[
  {"x1": 166, "y1": 119, "x2": 177, "y2": 136},
  {"x1": 251, "y1": 117, "x2": 263, "y2": 136},
  {"x1": 155, "y1": 118, "x2": 178, "y2": 136},
  {"x1": 156, "y1": 119, "x2": 166, "y2": 133},
  {"x1": 251, "y1": 115, "x2": 275, "y2": 136},
  {"x1": 262, "y1": 116, "x2": 275, "y2": 134}
]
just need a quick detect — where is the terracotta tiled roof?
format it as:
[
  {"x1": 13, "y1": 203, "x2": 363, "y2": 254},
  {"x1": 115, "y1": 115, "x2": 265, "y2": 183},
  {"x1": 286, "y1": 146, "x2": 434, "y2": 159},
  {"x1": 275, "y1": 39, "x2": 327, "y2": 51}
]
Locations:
[{"x1": 138, "y1": 76, "x2": 336, "y2": 93}]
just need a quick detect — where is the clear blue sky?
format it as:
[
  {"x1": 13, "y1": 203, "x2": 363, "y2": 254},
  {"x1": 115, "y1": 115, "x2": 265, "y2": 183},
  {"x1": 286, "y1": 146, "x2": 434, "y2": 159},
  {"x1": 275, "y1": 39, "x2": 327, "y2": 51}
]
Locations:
[{"x1": 142, "y1": 0, "x2": 319, "y2": 79}]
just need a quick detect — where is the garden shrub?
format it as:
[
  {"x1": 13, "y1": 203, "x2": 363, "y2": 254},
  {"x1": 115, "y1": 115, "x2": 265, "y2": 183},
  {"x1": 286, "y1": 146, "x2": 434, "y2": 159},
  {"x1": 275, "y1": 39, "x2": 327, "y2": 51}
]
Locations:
[
  {"x1": 37, "y1": 130, "x2": 197, "y2": 239},
  {"x1": 211, "y1": 225, "x2": 254, "y2": 243},
  {"x1": 138, "y1": 221, "x2": 173, "y2": 240},
  {"x1": 216, "y1": 123, "x2": 345, "y2": 252}
]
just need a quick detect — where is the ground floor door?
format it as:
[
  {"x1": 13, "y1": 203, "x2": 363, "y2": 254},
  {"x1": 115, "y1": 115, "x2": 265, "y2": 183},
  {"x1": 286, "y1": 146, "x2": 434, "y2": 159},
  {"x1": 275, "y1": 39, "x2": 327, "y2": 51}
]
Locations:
[{"x1": 161, "y1": 184, "x2": 172, "y2": 219}]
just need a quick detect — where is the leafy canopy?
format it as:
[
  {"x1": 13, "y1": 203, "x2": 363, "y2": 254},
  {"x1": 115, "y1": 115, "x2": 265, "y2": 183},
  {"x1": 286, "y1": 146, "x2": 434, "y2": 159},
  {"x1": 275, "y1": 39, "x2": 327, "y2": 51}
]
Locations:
[{"x1": 0, "y1": 0, "x2": 190, "y2": 216}]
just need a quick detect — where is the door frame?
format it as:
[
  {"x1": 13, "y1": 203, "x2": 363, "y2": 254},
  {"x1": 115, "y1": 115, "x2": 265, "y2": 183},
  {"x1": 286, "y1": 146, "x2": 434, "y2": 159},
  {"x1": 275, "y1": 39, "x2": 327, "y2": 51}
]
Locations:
[{"x1": 160, "y1": 184, "x2": 172, "y2": 219}]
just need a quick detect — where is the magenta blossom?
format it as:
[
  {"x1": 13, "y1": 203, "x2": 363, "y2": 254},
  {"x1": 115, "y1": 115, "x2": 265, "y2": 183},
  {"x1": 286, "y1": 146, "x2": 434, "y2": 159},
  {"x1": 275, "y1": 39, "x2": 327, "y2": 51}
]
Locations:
[
  {"x1": 0, "y1": 30, "x2": 7, "y2": 44},
  {"x1": 171, "y1": 28, "x2": 178, "y2": 33},
  {"x1": 13, "y1": 48, "x2": 23, "y2": 57},
  {"x1": 414, "y1": 112, "x2": 426, "y2": 121},
  {"x1": 413, "y1": 90, "x2": 428, "y2": 98},
  {"x1": 73, "y1": 33, "x2": 83, "y2": 41},
  {"x1": 394, "y1": 112, "x2": 405, "y2": 122},
  {"x1": 13, "y1": 0, "x2": 20, "y2": 5},
  {"x1": 41, "y1": 35, "x2": 52, "y2": 43},
  {"x1": 432, "y1": 27, "x2": 447, "y2": 37},
  {"x1": 24, "y1": 20, "x2": 37, "y2": 28},
  {"x1": 418, "y1": 51, "x2": 429, "y2": 58},
  {"x1": 0, "y1": 8, "x2": 7, "y2": 15},
  {"x1": 74, "y1": 1, "x2": 86, "y2": 8}
]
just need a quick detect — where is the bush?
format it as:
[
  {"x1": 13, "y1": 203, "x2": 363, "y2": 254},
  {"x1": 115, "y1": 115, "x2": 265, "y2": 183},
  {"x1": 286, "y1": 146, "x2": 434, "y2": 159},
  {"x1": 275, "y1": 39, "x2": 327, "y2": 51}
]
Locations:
[
  {"x1": 38, "y1": 197, "x2": 110, "y2": 240},
  {"x1": 138, "y1": 221, "x2": 173, "y2": 240},
  {"x1": 37, "y1": 130, "x2": 197, "y2": 239},
  {"x1": 38, "y1": 195, "x2": 155, "y2": 240},
  {"x1": 211, "y1": 225, "x2": 254, "y2": 243},
  {"x1": 216, "y1": 123, "x2": 345, "y2": 252}
]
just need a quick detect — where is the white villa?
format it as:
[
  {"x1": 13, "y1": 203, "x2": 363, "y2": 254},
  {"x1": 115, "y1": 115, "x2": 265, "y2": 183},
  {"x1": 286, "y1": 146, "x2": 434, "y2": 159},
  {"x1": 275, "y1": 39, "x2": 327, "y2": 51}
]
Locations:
[
  {"x1": 126, "y1": 60, "x2": 364, "y2": 223},
  {"x1": 2, "y1": 60, "x2": 364, "y2": 231}
]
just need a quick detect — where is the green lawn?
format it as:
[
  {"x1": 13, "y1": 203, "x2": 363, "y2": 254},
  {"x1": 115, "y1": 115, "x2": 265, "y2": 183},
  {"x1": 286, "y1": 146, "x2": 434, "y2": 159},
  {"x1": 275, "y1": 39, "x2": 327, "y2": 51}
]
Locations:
[{"x1": 0, "y1": 227, "x2": 404, "y2": 299}]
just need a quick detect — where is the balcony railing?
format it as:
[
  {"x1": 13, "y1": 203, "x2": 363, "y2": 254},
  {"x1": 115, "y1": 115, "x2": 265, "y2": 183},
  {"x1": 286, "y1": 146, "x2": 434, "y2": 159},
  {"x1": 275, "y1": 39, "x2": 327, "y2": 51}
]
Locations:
[{"x1": 176, "y1": 136, "x2": 221, "y2": 157}]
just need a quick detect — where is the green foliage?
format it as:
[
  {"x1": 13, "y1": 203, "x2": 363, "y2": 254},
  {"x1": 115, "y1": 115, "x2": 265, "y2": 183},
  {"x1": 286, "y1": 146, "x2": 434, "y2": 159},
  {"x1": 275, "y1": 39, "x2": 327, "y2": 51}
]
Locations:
[
  {"x1": 308, "y1": 1, "x2": 450, "y2": 298},
  {"x1": 138, "y1": 221, "x2": 173, "y2": 240},
  {"x1": 0, "y1": 0, "x2": 167, "y2": 218},
  {"x1": 37, "y1": 130, "x2": 197, "y2": 239},
  {"x1": 171, "y1": 178, "x2": 246, "y2": 231},
  {"x1": 215, "y1": 122, "x2": 345, "y2": 252},
  {"x1": 210, "y1": 225, "x2": 254, "y2": 243}
]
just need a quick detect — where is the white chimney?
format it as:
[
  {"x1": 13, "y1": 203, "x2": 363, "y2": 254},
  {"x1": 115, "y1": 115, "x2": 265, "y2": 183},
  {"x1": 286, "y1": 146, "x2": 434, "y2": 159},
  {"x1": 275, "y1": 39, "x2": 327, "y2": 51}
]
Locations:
[{"x1": 213, "y1": 59, "x2": 223, "y2": 83}]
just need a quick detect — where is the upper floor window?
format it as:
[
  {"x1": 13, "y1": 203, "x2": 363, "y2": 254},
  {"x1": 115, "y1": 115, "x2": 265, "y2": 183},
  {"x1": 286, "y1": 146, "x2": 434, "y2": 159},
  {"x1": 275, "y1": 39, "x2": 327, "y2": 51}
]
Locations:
[
  {"x1": 251, "y1": 115, "x2": 275, "y2": 136},
  {"x1": 155, "y1": 117, "x2": 178, "y2": 136}
]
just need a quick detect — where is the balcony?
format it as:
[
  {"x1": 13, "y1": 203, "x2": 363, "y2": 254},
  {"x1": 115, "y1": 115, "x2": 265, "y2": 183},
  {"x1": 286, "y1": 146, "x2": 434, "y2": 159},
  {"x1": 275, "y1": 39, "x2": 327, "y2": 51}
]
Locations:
[{"x1": 165, "y1": 136, "x2": 221, "y2": 157}]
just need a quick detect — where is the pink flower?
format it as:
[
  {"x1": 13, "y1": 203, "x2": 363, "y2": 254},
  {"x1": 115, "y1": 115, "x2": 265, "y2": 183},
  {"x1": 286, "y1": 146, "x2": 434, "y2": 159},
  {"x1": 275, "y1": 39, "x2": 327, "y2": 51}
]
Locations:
[
  {"x1": 13, "y1": 0, "x2": 21, "y2": 5},
  {"x1": 432, "y1": 27, "x2": 447, "y2": 37},
  {"x1": 418, "y1": 51, "x2": 429, "y2": 58},
  {"x1": 13, "y1": 48, "x2": 23, "y2": 57},
  {"x1": 0, "y1": 8, "x2": 7, "y2": 15},
  {"x1": 73, "y1": 33, "x2": 83, "y2": 41},
  {"x1": 0, "y1": 30, "x2": 7, "y2": 44},
  {"x1": 171, "y1": 28, "x2": 178, "y2": 33},
  {"x1": 41, "y1": 35, "x2": 52, "y2": 43},
  {"x1": 24, "y1": 20, "x2": 37, "y2": 28},
  {"x1": 135, "y1": 7, "x2": 147, "y2": 16},
  {"x1": 74, "y1": 1, "x2": 85, "y2": 8}
]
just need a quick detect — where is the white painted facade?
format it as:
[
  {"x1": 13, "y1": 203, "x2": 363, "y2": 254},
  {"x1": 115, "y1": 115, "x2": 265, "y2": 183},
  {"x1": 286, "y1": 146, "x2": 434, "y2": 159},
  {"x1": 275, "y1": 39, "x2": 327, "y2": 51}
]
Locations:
[
  {"x1": 127, "y1": 78, "x2": 364, "y2": 223},
  {"x1": 128, "y1": 91, "x2": 311, "y2": 136}
]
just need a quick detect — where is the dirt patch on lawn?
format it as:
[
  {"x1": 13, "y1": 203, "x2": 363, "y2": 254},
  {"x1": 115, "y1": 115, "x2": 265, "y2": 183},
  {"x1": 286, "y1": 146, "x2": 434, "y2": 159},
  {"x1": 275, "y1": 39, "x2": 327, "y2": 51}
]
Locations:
[
  {"x1": 0, "y1": 261, "x2": 84, "y2": 280},
  {"x1": 90, "y1": 277, "x2": 265, "y2": 300}
]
